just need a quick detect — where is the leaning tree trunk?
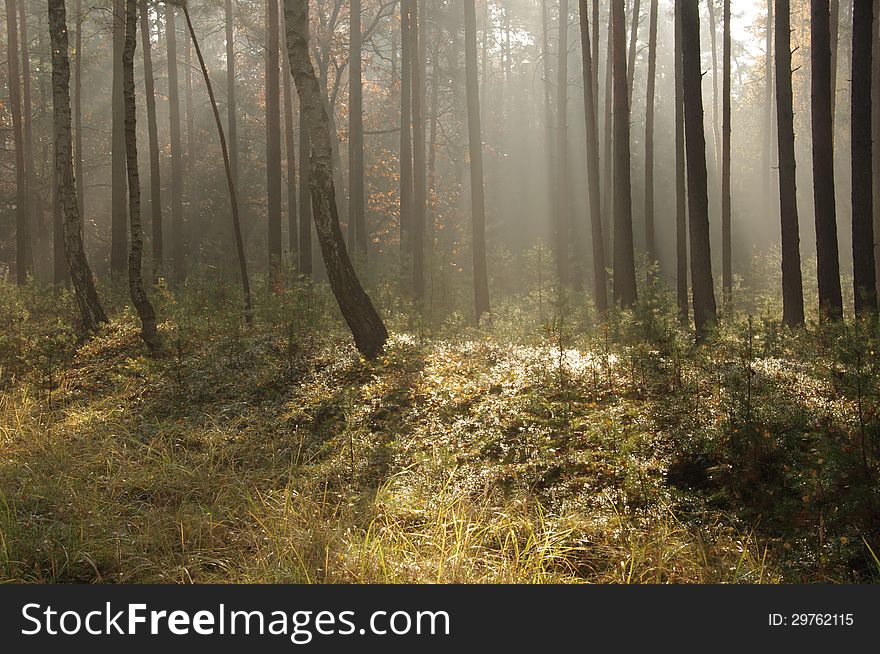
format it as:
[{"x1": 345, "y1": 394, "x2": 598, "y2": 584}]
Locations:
[
  {"x1": 644, "y1": 0, "x2": 658, "y2": 271},
  {"x1": 48, "y1": 0, "x2": 108, "y2": 332},
  {"x1": 851, "y1": 0, "x2": 877, "y2": 314},
  {"x1": 141, "y1": 1, "x2": 163, "y2": 282},
  {"x1": 775, "y1": 0, "x2": 805, "y2": 326},
  {"x1": 464, "y1": 0, "x2": 491, "y2": 322},
  {"x1": 5, "y1": 0, "x2": 32, "y2": 284},
  {"x1": 674, "y1": 0, "x2": 689, "y2": 323},
  {"x1": 721, "y1": 0, "x2": 732, "y2": 303},
  {"x1": 612, "y1": 0, "x2": 637, "y2": 307},
  {"x1": 579, "y1": 0, "x2": 608, "y2": 314},
  {"x1": 682, "y1": 0, "x2": 718, "y2": 339},
  {"x1": 122, "y1": 0, "x2": 161, "y2": 352},
  {"x1": 283, "y1": 0, "x2": 388, "y2": 358},
  {"x1": 111, "y1": 0, "x2": 128, "y2": 275},
  {"x1": 266, "y1": 0, "x2": 283, "y2": 278},
  {"x1": 811, "y1": 0, "x2": 844, "y2": 320},
  {"x1": 181, "y1": 4, "x2": 253, "y2": 323},
  {"x1": 556, "y1": 0, "x2": 570, "y2": 287}
]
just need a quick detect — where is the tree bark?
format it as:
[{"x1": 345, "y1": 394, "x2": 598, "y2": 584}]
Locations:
[
  {"x1": 601, "y1": 11, "x2": 613, "y2": 264},
  {"x1": 612, "y1": 0, "x2": 637, "y2": 307},
  {"x1": 851, "y1": 0, "x2": 877, "y2": 314},
  {"x1": 48, "y1": 0, "x2": 108, "y2": 332},
  {"x1": 411, "y1": 0, "x2": 427, "y2": 302},
  {"x1": 225, "y1": 0, "x2": 242, "y2": 256},
  {"x1": 707, "y1": 0, "x2": 721, "y2": 177},
  {"x1": 267, "y1": 0, "x2": 283, "y2": 277},
  {"x1": 74, "y1": 0, "x2": 84, "y2": 222},
  {"x1": 682, "y1": 0, "x2": 718, "y2": 338},
  {"x1": 811, "y1": 0, "x2": 844, "y2": 320},
  {"x1": 542, "y1": 0, "x2": 555, "y2": 257},
  {"x1": 184, "y1": 30, "x2": 196, "y2": 257},
  {"x1": 721, "y1": 0, "x2": 732, "y2": 302},
  {"x1": 644, "y1": 0, "x2": 658, "y2": 269},
  {"x1": 464, "y1": 0, "x2": 491, "y2": 321},
  {"x1": 111, "y1": 0, "x2": 128, "y2": 274},
  {"x1": 579, "y1": 0, "x2": 608, "y2": 313},
  {"x1": 141, "y1": 1, "x2": 163, "y2": 282},
  {"x1": 18, "y1": 0, "x2": 39, "y2": 273},
  {"x1": 5, "y1": 0, "x2": 32, "y2": 284},
  {"x1": 873, "y1": 0, "x2": 880, "y2": 295},
  {"x1": 830, "y1": 0, "x2": 840, "y2": 128},
  {"x1": 181, "y1": 5, "x2": 253, "y2": 322},
  {"x1": 283, "y1": 0, "x2": 388, "y2": 358},
  {"x1": 775, "y1": 0, "x2": 805, "y2": 326},
  {"x1": 281, "y1": 10, "x2": 298, "y2": 259},
  {"x1": 763, "y1": 0, "x2": 774, "y2": 216},
  {"x1": 627, "y1": 0, "x2": 641, "y2": 101},
  {"x1": 557, "y1": 0, "x2": 570, "y2": 287},
  {"x1": 166, "y1": 5, "x2": 186, "y2": 284},
  {"x1": 400, "y1": 1, "x2": 414, "y2": 257},
  {"x1": 298, "y1": 101, "x2": 313, "y2": 276},
  {"x1": 674, "y1": 0, "x2": 689, "y2": 322},
  {"x1": 349, "y1": 0, "x2": 366, "y2": 255},
  {"x1": 122, "y1": 0, "x2": 161, "y2": 352}
]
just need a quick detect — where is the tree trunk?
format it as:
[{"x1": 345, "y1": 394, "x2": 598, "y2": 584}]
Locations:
[
  {"x1": 592, "y1": 0, "x2": 599, "y2": 126},
  {"x1": 349, "y1": 0, "x2": 366, "y2": 255},
  {"x1": 873, "y1": 0, "x2": 880, "y2": 295},
  {"x1": 674, "y1": 0, "x2": 689, "y2": 322},
  {"x1": 811, "y1": 0, "x2": 844, "y2": 320},
  {"x1": 464, "y1": 0, "x2": 491, "y2": 321},
  {"x1": 48, "y1": 0, "x2": 108, "y2": 332},
  {"x1": 556, "y1": 0, "x2": 570, "y2": 287},
  {"x1": 74, "y1": 0, "x2": 84, "y2": 222},
  {"x1": 775, "y1": 0, "x2": 805, "y2": 326},
  {"x1": 166, "y1": 5, "x2": 186, "y2": 284},
  {"x1": 721, "y1": 0, "x2": 732, "y2": 303},
  {"x1": 411, "y1": 0, "x2": 427, "y2": 303},
  {"x1": 141, "y1": 1, "x2": 163, "y2": 282},
  {"x1": 266, "y1": 0, "x2": 283, "y2": 278},
  {"x1": 542, "y1": 0, "x2": 555, "y2": 255},
  {"x1": 830, "y1": 0, "x2": 840, "y2": 128},
  {"x1": 707, "y1": 0, "x2": 722, "y2": 178},
  {"x1": 122, "y1": 0, "x2": 161, "y2": 352},
  {"x1": 400, "y1": 1, "x2": 414, "y2": 257},
  {"x1": 579, "y1": 0, "x2": 608, "y2": 314},
  {"x1": 682, "y1": 0, "x2": 718, "y2": 338},
  {"x1": 4, "y1": 0, "x2": 31, "y2": 284},
  {"x1": 283, "y1": 0, "x2": 388, "y2": 358},
  {"x1": 763, "y1": 0, "x2": 774, "y2": 215},
  {"x1": 851, "y1": 0, "x2": 877, "y2": 314},
  {"x1": 181, "y1": 6, "x2": 253, "y2": 322},
  {"x1": 612, "y1": 0, "x2": 637, "y2": 307},
  {"x1": 53, "y1": 151, "x2": 67, "y2": 285},
  {"x1": 111, "y1": 0, "x2": 128, "y2": 274},
  {"x1": 602, "y1": 11, "x2": 613, "y2": 263},
  {"x1": 225, "y1": 0, "x2": 242, "y2": 257},
  {"x1": 627, "y1": 0, "x2": 641, "y2": 101},
  {"x1": 299, "y1": 103, "x2": 313, "y2": 275},
  {"x1": 184, "y1": 31, "x2": 196, "y2": 257},
  {"x1": 644, "y1": 0, "x2": 658, "y2": 269},
  {"x1": 18, "y1": 0, "x2": 39, "y2": 274},
  {"x1": 281, "y1": 10, "x2": 298, "y2": 259}
]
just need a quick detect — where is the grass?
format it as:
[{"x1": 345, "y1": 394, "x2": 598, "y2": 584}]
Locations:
[{"x1": 0, "y1": 274, "x2": 877, "y2": 583}]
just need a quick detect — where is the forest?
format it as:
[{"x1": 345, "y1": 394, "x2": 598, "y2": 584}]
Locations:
[{"x1": 0, "y1": 0, "x2": 879, "y2": 584}]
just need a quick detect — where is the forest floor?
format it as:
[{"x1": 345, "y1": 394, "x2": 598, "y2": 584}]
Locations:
[{"x1": 1, "y1": 278, "x2": 879, "y2": 583}]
